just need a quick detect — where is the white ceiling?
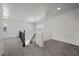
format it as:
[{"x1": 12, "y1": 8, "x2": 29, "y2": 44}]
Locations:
[{"x1": 3, "y1": 3, "x2": 79, "y2": 23}]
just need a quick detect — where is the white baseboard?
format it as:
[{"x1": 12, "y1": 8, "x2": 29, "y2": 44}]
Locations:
[{"x1": 3, "y1": 35, "x2": 18, "y2": 39}]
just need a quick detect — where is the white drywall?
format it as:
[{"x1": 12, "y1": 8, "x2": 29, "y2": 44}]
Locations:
[
  {"x1": 38, "y1": 8, "x2": 79, "y2": 46},
  {"x1": 0, "y1": 3, "x2": 4, "y2": 55},
  {"x1": 3, "y1": 20, "x2": 33, "y2": 38},
  {"x1": 0, "y1": 17, "x2": 4, "y2": 56}
]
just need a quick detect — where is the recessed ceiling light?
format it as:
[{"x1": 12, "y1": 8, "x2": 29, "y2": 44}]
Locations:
[{"x1": 57, "y1": 7, "x2": 61, "y2": 11}]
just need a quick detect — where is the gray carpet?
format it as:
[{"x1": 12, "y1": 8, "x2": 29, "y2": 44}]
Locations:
[{"x1": 2, "y1": 37, "x2": 79, "y2": 56}]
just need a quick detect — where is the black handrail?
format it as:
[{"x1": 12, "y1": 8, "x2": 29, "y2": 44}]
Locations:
[
  {"x1": 31, "y1": 33, "x2": 36, "y2": 40},
  {"x1": 30, "y1": 33, "x2": 36, "y2": 44}
]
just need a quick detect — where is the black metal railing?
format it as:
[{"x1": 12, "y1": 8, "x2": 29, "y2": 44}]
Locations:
[{"x1": 30, "y1": 33, "x2": 36, "y2": 44}]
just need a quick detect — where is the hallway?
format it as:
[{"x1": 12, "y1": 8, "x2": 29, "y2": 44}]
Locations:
[
  {"x1": 1, "y1": 3, "x2": 79, "y2": 56},
  {"x1": 3, "y1": 37, "x2": 79, "y2": 56}
]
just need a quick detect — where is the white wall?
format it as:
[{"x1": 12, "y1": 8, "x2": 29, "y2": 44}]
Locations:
[
  {"x1": 35, "y1": 24, "x2": 52, "y2": 47},
  {"x1": 0, "y1": 3, "x2": 4, "y2": 55},
  {"x1": 38, "y1": 8, "x2": 79, "y2": 46},
  {"x1": 3, "y1": 20, "x2": 34, "y2": 38}
]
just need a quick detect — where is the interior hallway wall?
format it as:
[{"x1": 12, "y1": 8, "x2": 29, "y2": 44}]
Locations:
[
  {"x1": 3, "y1": 19, "x2": 34, "y2": 41},
  {"x1": 38, "y1": 8, "x2": 79, "y2": 46},
  {"x1": 0, "y1": 3, "x2": 4, "y2": 55}
]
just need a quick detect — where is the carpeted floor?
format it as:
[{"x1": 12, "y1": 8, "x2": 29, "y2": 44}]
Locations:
[{"x1": 2, "y1": 37, "x2": 79, "y2": 56}]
